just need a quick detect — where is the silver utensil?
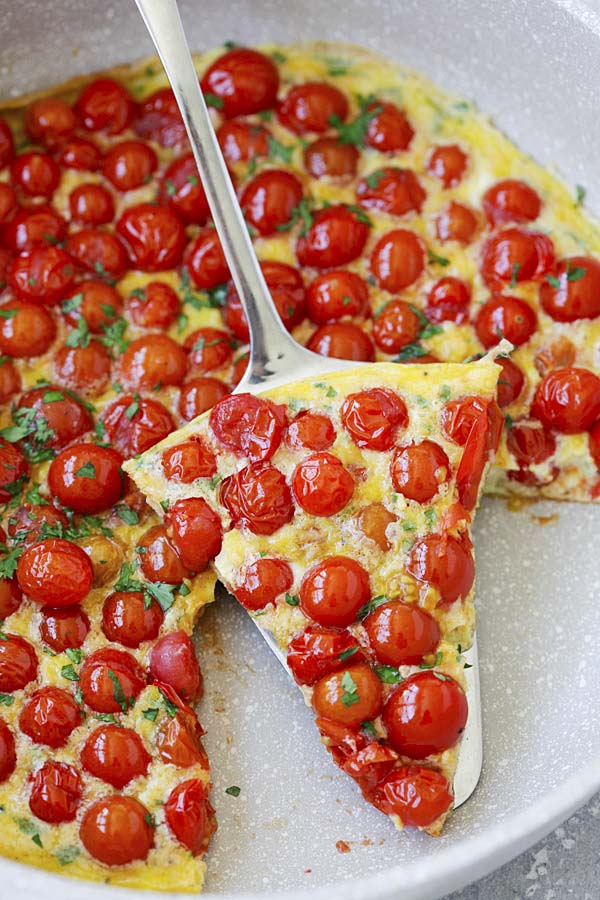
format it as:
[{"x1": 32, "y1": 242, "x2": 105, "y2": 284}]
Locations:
[{"x1": 134, "y1": 0, "x2": 482, "y2": 808}]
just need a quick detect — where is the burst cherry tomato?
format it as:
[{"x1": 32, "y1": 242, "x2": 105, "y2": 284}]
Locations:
[
  {"x1": 165, "y1": 497, "x2": 223, "y2": 572},
  {"x1": 101, "y1": 395, "x2": 174, "y2": 457},
  {"x1": 81, "y1": 724, "x2": 151, "y2": 788},
  {"x1": 307, "y1": 321, "x2": 375, "y2": 361},
  {"x1": 223, "y1": 260, "x2": 305, "y2": 338},
  {"x1": 370, "y1": 229, "x2": 425, "y2": 292},
  {"x1": 235, "y1": 557, "x2": 293, "y2": 611},
  {"x1": 406, "y1": 534, "x2": 474, "y2": 605},
  {"x1": 102, "y1": 140, "x2": 157, "y2": 191},
  {"x1": 102, "y1": 591, "x2": 164, "y2": 648},
  {"x1": 185, "y1": 327, "x2": 232, "y2": 373},
  {"x1": 0, "y1": 300, "x2": 55, "y2": 357},
  {"x1": 481, "y1": 227, "x2": 554, "y2": 288},
  {"x1": 482, "y1": 178, "x2": 541, "y2": 225},
  {"x1": 0, "y1": 118, "x2": 15, "y2": 168},
  {"x1": 125, "y1": 280, "x2": 180, "y2": 328},
  {"x1": 120, "y1": 333, "x2": 188, "y2": 389},
  {"x1": 278, "y1": 81, "x2": 347, "y2": 133},
  {"x1": 156, "y1": 698, "x2": 208, "y2": 769},
  {"x1": 137, "y1": 524, "x2": 189, "y2": 584},
  {"x1": 66, "y1": 228, "x2": 128, "y2": 278},
  {"x1": 341, "y1": 741, "x2": 398, "y2": 788},
  {"x1": 373, "y1": 765, "x2": 453, "y2": 827},
  {"x1": 356, "y1": 503, "x2": 397, "y2": 551},
  {"x1": 539, "y1": 256, "x2": 600, "y2": 322},
  {"x1": 313, "y1": 663, "x2": 383, "y2": 728},
  {"x1": 17, "y1": 385, "x2": 93, "y2": 449},
  {"x1": 390, "y1": 440, "x2": 451, "y2": 502},
  {"x1": 475, "y1": 294, "x2": 538, "y2": 348},
  {"x1": 2, "y1": 204, "x2": 66, "y2": 252},
  {"x1": 39, "y1": 605, "x2": 90, "y2": 652},
  {"x1": 161, "y1": 439, "x2": 216, "y2": 484},
  {"x1": 0, "y1": 439, "x2": 29, "y2": 503},
  {"x1": 209, "y1": 392, "x2": 286, "y2": 461},
  {"x1": 436, "y1": 201, "x2": 479, "y2": 244},
  {"x1": 8, "y1": 505, "x2": 70, "y2": 547},
  {"x1": 58, "y1": 137, "x2": 101, "y2": 171},
  {"x1": 150, "y1": 631, "x2": 202, "y2": 702},
  {"x1": 217, "y1": 120, "x2": 270, "y2": 164},
  {"x1": 427, "y1": 144, "x2": 468, "y2": 187},
  {"x1": 306, "y1": 270, "x2": 369, "y2": 324},
  {"x1": 79, "y1": 647, "x2": 146, "y2": 713},
  {"x1": 80, "y1": 796, "x2": 154, "y2": 866},
  {"x1": 19, "y1": 686, "x2": 81, "y2": 748},
  {"x1": 299, "y1": 556, "x2": 370, "y2": 626},
  {"x1": 341, "y1": 388, "x2": 408, "y2": 450},
  {"x1": 0, "y1": 634, "x2": 38, "y2": 691},
  {"x1": 304, "y1": 138, "x2": 358, "y2": 179},
  {"x1": 201, "y1": 47, "x2": 279, "y2": 118},
  {"x1": 134, "y1": 88, "x2": 186, "y2": 147},
  {"x1": 293, "y1": 451, "x2": 354, "y2": 515},
  {"x1": 297, "y1": 205, "x2": 369, "y2": 269},
  {"x1": 0, "y1": 577, "x2": 21, "y2": 619},
  {"x1": 365, "y1": 101, "x2": 414, "y2": 152},
  {"x1": 372, "y1": 300, "x2": 421, "y2": 354},
  {"x1": 48, "y1": 443, "x2": 123, "y2": 514},
  {"x1": 116, "y1": 203, "x2": 186, "y2": 272},
  {"x1": 185, "y1": 227, "x2": 229, "y2": 289},
  {"x1": 159, "y1": 153, "x2": 209, "y2": 224},
  {"x1": 9, "y1": 245, "x2": 74, "y2": 304},
  {"x1": 29, "y1": 760, "x2": 82, "y2": 823},
  {"x1": 531, "y1": 367, "x2": 600, "y2": 433},
  {"x1": 220, "y1": 462, "x2": 294, "y2": 535},
  {"x1": 241, "y1": 168, "x2": 303, "y2": 236},
  {"x1": 69, "y1": 183, "x2": 115, "y2": 225},
  {"x1": 383, "y1": 671, "x2": 467, "y2": 757},
  {"x1": 178, "y1": 376, "x2": 230, "y2": 420},
  {"x1": 10, "y1": 152, "x2": 60, "y2": 197},
  {"x1": 286, "y1": 410, "x2": 336, "y2": 451},
  {"x1": 75, "y1": 78, "x2": 135, "y2": 134},
  {"x1": 17, "y1": 539, "x2": 93, "y2": 607},
  {"x1": 62, "y1": 280, "x2": 122, "y2": 332},
  {"x1": 364, "y1": 600, "x2": 440, "y2": 666},
  {"x1": 287, "y1": 624, "x2": 362, "y2": 685},
  {"x1": 54, "y1": 341, "x2": 112, "y2": 396},
  {"x1": 356, "y1": 167, "x2": 425, "y2": 216},
  {"x1": 164, "y1": 779, "x2": 215, "y2": 855},
  {"x1": 425, "y1": 276, "x2": 470, "y2": 324},
  {"x1": 497, "y1": 356, "x2": 525, "y2": 407},
  {"x1": 0, "y1": 719, "x2": 16, "y2": 783},
  {"x1": 506, "y1": 419, "x2": 556, "y2": 465}
]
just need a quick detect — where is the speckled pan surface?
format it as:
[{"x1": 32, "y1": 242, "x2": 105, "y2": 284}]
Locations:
[{"x1": 1, "y1": 0, "x2": 600, "y2": 898}]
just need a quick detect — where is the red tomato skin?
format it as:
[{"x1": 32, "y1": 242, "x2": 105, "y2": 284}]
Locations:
[
  {"x1": 532, "y1": 367, "x2": 600, "y2": 433},
  {"x1": 220, "y1": 462, "x2": 294, "y2": 536},
  {"x1": 102, "y1": 591, "x2": 164, "y2": 649},
  {"x1": 101, "y1": 395, "x2": 174, "y2": 457},
  {"x1": 48, "y1": 443, "x2": 124, "y2": 514},
  {"x1": 390, "y1": 440, "x2": 451, "y2": 503},
  {"x1": 383, "y1": 671, "x2": 468, "y2": 758},
  {"x1": 201, "y1": 48, "x2": 279, "y2": 118},
  {"x1": 54, "y1": 341, "x2": 112, "y2": 397},
  {"x1": 116, "y1": 203, "x2": 186, "y2": 272},
  {"x1": 475, "y1": 294, "x2": 538, "y2": 348},
  {"x1": 134, "y1": 88, "x2": 186, "y2": 148},
  {"x1": 372, "y1": 765, "x2": 453, "y2": 827},
  {"x1": 304, "y1": 138, "x2": 359, "y2": 179},
  {"x1": 39, "y1": 606, "x2": 90, "y2": 653},
  {"x1": 178, "y1": 377, "x2": 230, "y2": 421},
  {"x1": 287, "y1": 625, "x2": 362, "y2": 685},
  {"x1": 9, "y1": 245, "x2": 75, "y2": 305},
  {"x1": 80, "y1": 796, "x2": 154, "y2": 866},
  {"x1": 0, "y1": 300, "x2": 55, "y2": 359},
  {"x1": 425, "y1": 276, "x2": 471, "y2": 324},
  {"x1": 497, "y1": 357, "x2": 526, "y2": 407},
  {"x1": 0, "y1": 634, "x2": 38, "y2": 692},
  {"x1": 292, "y1": 451, "x2": 354, "y2": 516},
  {"x1": 79, "y1": 648, "x2": 146, "y2": 714},
  {"x1": 150, "y1": 631, "x2": 203, "y2": 703},
  {"x1": 0, "y1": 183, "x2": 17, "y2": 223},
  {"x1": 234, "y1": 557, "x2": 293, "y2": 611},
  {"x1": 29, "y1": 760, "x2": 83, "y2": 823},
  {"x1": 365, "y1": 101, "x2": 414, "y2": 152},
  {"x1": 299, "y1": 556, "x2": 370, "y2": 627},
  {"x1": 307, "y1": 322, "x2": 375, "y2": 362},
  {"x1": 406, "y1": 534, "x2": 475, "y2": 606},
  {"x1": 120, "y1": 333, "x2": 188, "y2": 389},
  {"x1": 341, "y1": 388, "x2": 408, "y2": 451},
  {"x1": 306, "y1": 269, "x2": 369, "y2": 324},
  {"x1": 62, "y1": 280, "x2": 122, "y2": 333},
  {"x1": 65, "y1": 228, "x2": 128, "y2": 278},
  {"x1": 0, "y1": 118, "x2": 15, "y2": 168},
  {"x1": 17, "y1": 539, "x2": 93, "y2": 608},
  {"x1": 356, "y1": 167, "x2": 425, "y2": 216},
  {"x1": 482, "y1": 179, "x2": 541, "y2": 225},
  {"x1": 162, "y1": 439, "x2": 217, "y2": 483},
  {"x1": 589, "y1": 420, "x2": 600, "y2": 471},
  {"x1": 11, "y1": 152, "x2": 60, "y2": 198},
  {"x1": 427, "y1": 144, "x2": 468, "y2": 187},
  {"x1": 372, "y1": 300, "x2": 421, "y2": 355},
  {"x1": 209, "y1": 392, "x2": 286, "y2": 462},
  {"x1": 69, "y1": 183, "x2": 115, "y2": 226},
  {"x1": 165, "y1": 497, "x2": 223, "y2": 573},
  {"x1": 370, "y1": 228, "x2": 425, "y2": 292},
  {"x1": 0, "y1": 719, "x2": 16, "y2": 783},
  {"x1": 481, "y1": 227, "x2": 555, "y2": 288},
  {"x1": 58, "y1": 137, "x2": 101, "y2": 171},
  {"x1": 297, "y1": 206, "x2": 370, "y2": 269},
  {"x1": 286, "y1": 410, "x2": 336, "y2": 451},
  {"x1": 364, "y1": 601, "x2": 441, "y2": 666},
  {"x1": 436, "y1": 201, "x2": 479, "y2": 245},
  {"x1": 185, "y1": 228, "x2": 229, "y2": 290},
  {"x1": 75, "y1": 78, "x2": 135, "y2": 134},
  {"x1": 241, "y1": 168, "x2": 304, "y2": 236},
  {"x1": 185, "y1": 327, "x2": 233, "y2": 373},
  {"x1": 539, "y1": 256, "x2": 600, "y2": 322},
  {"x1": 217, "y1": 120, "x2": 270, "y2": 164},
  {"x1": 159, "y1": 153, "x2": 209, "y2": 224},
  {"x1": 137, "y1": 525, "x2": 189, "y2": 585},
  {"x1": 81, "y1": 724, "x2": 151, "y2": 788},
  {"x1": 0, "y1": 358, "x2": 21, "y2": 404},
  {"x1": 0, "y1": 577, "x2": 22, "y2": 619},
  {"x1": 278, "y1": 81, "x2": 348, "y2": 134},
  {"x1": 126, "y1": 280, "x2": 180, "y2": 329},
  {"x1": 19, "y1": 686, "x2": 81, "y2": 748},
  {"x1": 312, "y1": 663, "x2": 383, "y2": 728},
  {"x1": 164, "y1": 778, "x2": 215, "y2": 855},
  {"x1": 156, "y1": 703, "x2": 208, "y2": 769},
  {"x1": 506, "y1": 419, "x2": 557, "y2": 466},
  {"x1": 2, "y1": 204, "x2": 66, "y2": 252},
  {"x1": 102, "y1": 140, "x2": 157, "y2": 191}
]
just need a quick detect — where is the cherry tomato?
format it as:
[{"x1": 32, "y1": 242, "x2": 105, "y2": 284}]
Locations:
[
  {"x1": 201, "y1": 47, "x2": 279, "y2": 118},
  {"x1": 357, "y1": 167, "x2": 425, "y2": 216},
  {"x1": 159, "y1": 153, "x2": 209, "y2": 224},
  {"x1": 303, "y1": 138, "x2": 358, "y2": 179},
  {"x1": 356, "y1": 503, "x2": 397, "y2": 551},
  {"x1": 482, "y1": 178, "x2": 541, "y2": 225},
  {"x1": 588, "y1": 420, "x2": 600, "y2": 471},
  {"x1": 24, "y1": 97, "x2": 75, "y2": 147},
  {"x1": 217, "y1": 119, "x2": 270, "y2": 164},
  {"x1": 0, "y1": 118, "x2": 15, "y2": 168},
  {"x1": 102, "y1": 140, "x2": 157, "y2": 191},
  {"x1": 126, "y1": 280, "x2": 180, "y2": 329},
  {"x1": 481, "y1": 227, "x2": 554, "y2": 288},
  {"x1": 443, "y1": 395, "x2": 500, "y2": 509},
  {"x1": 307, "y1": 321, "x2": 375, "y2": 361},
  {"x1": 48, "y1": 443, "x2": 123, "y2": 514},
  {"x1": 442, "y1": 396, "x2": 494, "y2": 446},
  {"x1": 241, "y1": 168, "x2": 303, "y2": 236},
  {"x1": 185, "y1": 327, "x2": 233, "y2": 373},
  {"x1": 293, "y1": 451, "x2": 354, "y2": 516},
  {"x1": 0, "y1": 577, "x2": 22, "y2": 619},
  {"x1": 427, "y1": 144, "x2": 468, "y2": 187},
  {"x1": 39, "y1": 605, "x2": 90, "y2": 652},
  {"x1": 220, "y1": 461, "x2": 294, "y2": 535},
  {"x1": 81, "y1": 724, "x2": 151, "y2": 788},
  {"x1": 150, "y1": 631, "x2": 202, "y2": 702},
  {"x1": 65, "y1": 228, "x2": 128, "y2": 278},
  {"x1": 101, "y1": 395, "x2": 174, "y2": 457},
  {"x1": 9, "y1": 245, "x2": 74, "y2": 305},
  {"x1": 223, "y1": 259, "x2": 305, "y2": 339},
  {"x1": 178, "y1": 376, "x2": 229, "y2": 420},
  {"x1": 161, "y1": 439, "x2": 216, "y2": 484},
  {"x1": 164, "y1": 778, "x2": 215, "y2": 855},
  {"x1": 0, "y1": 719, "x2": 16, "y2": 783},
  {"x1": 536, "y1": 337, "x2": 577, "y2": 378},
  {"x1": 372, "y1": 765, "x2": 452, "y2": 827},
  {"x1": 134, "y1": 84, "x2": 186, "y2": 144},
  {"x1": 0, "y1": 438, "x2": 29, "y2": 503},
  {"x1": 79, "y1": 647, "x2": 146, "y2": 713},
  {"x1": 19, "y1": 686, "x2": 81, "y2": 748},
  {"x1": 287, "y1": 624, "x2": 362, "y2": 685},
  {"x1": 286, "y1": 410, "x2": 336, "y2": 451},
  {"x1": 185, "y1": 227, "x2": 229, "y2": 289},
  {"x1": 436, "y1": 201, "x2": 479, "y2": 244},
  {"x1": 69, "y1": 182, "x2": 115, "y2": 225},
  {"x1": 365, "y1": 101, "x2": 414, "y2": 152},
  {"x1": 299, "y1": 556, "x2": 370, "y2": 626},
  {"x1": 313, "y1": 662, "x2": 383, "y2": 728},
  {"x1": 120, "y1": 333, "x2": 188, "y2": 389},
  {"x1": 366, "y1": 600, "x2": 440, "y2": 666},
  {"x1": 475, "y1": 294, "x2": 538, "y2": 348},
  {"x1": 390, "y1": 440, "x2": 451, "y2": 503},
  {"x1": 17, "y1": 538, "x2": 93, "y2": 607},
  {"x1": 506, "y1": 418, "x2": 556, "y2": 465},
  {"x1": 102, "y1": 591, "x2": 164, "y2": 648},
  {"x1": 497, "y1": 357, "x2": 525, "y2": 407},
  {"x1": 0, "y1": 633, "x2": 38, "y2": 691},
  {"x1": 341, "y1": 741, "x2": 398, "y2": 789},
  {"x1": 297, "y1": 205, "x2": 369, "y2": 269},
  {"x1": 232, "y1": 353, "x2": 248, "y2": 386},
  {"x1": 383, "y1": 671, "x2": 467, "y2": 757},
  {"x1": 425, "y1": 276, "x2": 470, "y2": 324},
  {"x1": 234, "y1": 557, "x2": 293, "y2": 611},
  {"x1": 406, "y1": 534, "x2": 474, "y2": 605},
  {"x1": 306, "y1": 270, "x2": 369, "y2": 324},
  {"x1": 17, "y1": 384, "x2": 93, "y2": 449},
  {"x1": 278, "y1": 81, "x2": 347, "y2": 133},
  {"x1": 209, "y1": 392, "x2": 286, "y2": 461},
  {"x1": 9, "y1": 504, "x2": 68, "y2": 546},
  {"x1": 341, "y1": 387, "x2": 408, "y2": 450},
  {"x1": 116, "y1": 203, "x2": 186, "y2": 272},
  {"x1": 0, "y1": 300, "x2": 56, "y2": 359},
  {"x1": 539, "y1": 256, "x2": 600, "y2": 322},
  {"x1": 165, "y1": 497, "x2": 223, "y2": 572},
  {"x1": 372, "y1": 300, "x2": 421, "y2": 354},
  {"x1": 156, "y1": 701, "x2": 208, "y2": 769},
  {"x1": 10, "y1": 152, "x2": 60, "y2": 198},
  {"x1": 2, "y1": 204, "x2": 66, "y2": 252},
  {"x1": 80, "y1": 796, "x2": 154, "y2": 865},
  {"x1": 0, "y1": 357, "x2": 21, "y2": 404},
  {"x1": 62, "y1": 280, "x2": 122, "y2": 333},
  {"x1": 137, "y1": 524, "x2": 189, "y2": 584},
  {"x1": 532, "y1": 366, "x2": 600, "y2": 433},
  {"x1": 76, "y1": 78, "x2": 135, "y2": 134},
  {"x1": 370, "y1": 229, "x2": 425, "y2": 292},
  {"x1": 54, "y1": 340, "x2": 111, "y2": 396},
  {"x1": 58, "y1": 137, "x2": 101, "y2": 171},
  {"x1": 0, "y1": 183, "x2": 16, "y2": 223},
  {"x1": 29, "y1": 760, "x2": 82, "y2": 824}
]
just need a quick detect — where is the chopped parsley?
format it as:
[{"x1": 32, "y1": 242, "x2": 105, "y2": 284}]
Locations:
[
  {"x1": 142, "y1": 707, "x2": 159, "y2": 722},
  {"x1": 55, "y1": 847, "x2": 80, "y2": 866},
  {"x1": 225, "y1": 785, "x2": 241, "y2": 797},
  {"x1": 61, "y1": 664, "x2": 79, "y2": 682},
  {"x1": 509, "y1": 262, "x2": 521, "y2": 289},
  {"x1": 14, "y1": 817, "x2": 42, "y2": 847},
  {"x1": 204, "y1": 92, "x2": 224, "y2": 109},
  {"x1": 284, "y1": 593, "x2": 300, "y2": 607},
  {"x1": 374, "y1": 665, "x2": 403, "y2": 684},
  {"x1": 339, "y1": 646, "x2": 359, "y2": 662},
  {"x1": 575, "y1": 184, "x2": 586, "y2": 207},
  {"x1": 115, "y1": 503, "x2": 139, "y2": 525},
  {"x1": 276, "y1": 197, "x2": 314, "y2": 236},
  {"x1": 419, "y1": 650, "x2": 443, "y2": 670},
  {"x1": 107, "y1": 668, "x2": 128, "y2": 712},
  {"x1": 159, "y1": 687, "x2": 178, "y2": 717},
  {"x1": 357, "y1": 594, "x2": 388, "y2": 619},
  {"x1": 427, "y1": 248, "x2": 451, "y2": 267},
  {"x1": 75, "y1": 462, "x2": 96, "y2": 479},
  {"x1": 361, "y1": 721, "x2": 378, "y2": 739},
  {"x1": 267, "y1": 135, "x2": 294, "y2": 164},
  {"x1": 0, "y1": 693, "x2": 14, "y2": 707},
  {"x1": 329, "y1": 94, "x2": 381, "y2": 147},
  {"x1": 340, "y1": 671, "x2": 359, "y2": 707},
  {"x1": 65, "y1": 647, "x2": 84, "y2": 665}
]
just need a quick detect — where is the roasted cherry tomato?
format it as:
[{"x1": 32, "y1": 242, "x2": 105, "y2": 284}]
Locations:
[
  {"x1": 406, "y1": 534, "x2": 474, "y2": 605},
  {"x1": 6, "y1": 503, "x2": 67, "y2": 545},
  {"x1": 125, "y1": 280, "x2": 180, "y2": 329},
  {"x1": 481, "y1": 227, "x2": 554, "y2": 288},
  {"x1": 161, "y1": 439, "x2": 216, "y2": 483},
  {"x1": 10, "y1": 151, "x2": 60, "y2": 198},
  {"x1": 116, "y1": 202, "x2": 186, "y2": 272},
  {"x1": 0, "y1": 438, "x2": 29, "y2": 503},
  {"x1": 365, "y1": 101, "x2": 414, "y2": 152},
  {"x1": 497, "y1": 356, "x2": 525, "y2": 407},
  {"x1": 0, "y1": 183, "x2": 16, "y2": 223},
  {"x1": 536, "y1": 336, "x2": 577, "y2": 376},
  {"x1": 287, "y1": 624, "x2": 362, "y2": 685},
  {"x1": 164, "y1": 778, "x2": 215, "y2": 856},
  {"x1": 220, "y1": 461, "x2": 294, "y2": 536},
  {"x1": 532, "y1": 366, "x2": 600, "y2": 433},
  {"x1": 48, "y1": 443, "x2": 123, "y2": 514},
  {"x1": 58, "y1": 137, "x2": 101, "y2": 171},
  {"x1": 425, "y1": 276, "x2": 470, "y2": 324},
  {"x1": 341, "y1": 741, "x2": 398, "y2": 789},
  {"x1": 372, "y1": 299, "x2": 421, "y2": 354},
  {"x1": 383, "y1": 671, "x2": 467, "y2": 757},
  {"x1": 356, "y1": 167, "x2": 425, "y2": 216},
  {"x1": 506, "y1": 418, "x2": 556, "y2": 466},
  {"x1": 475, "y1": 294, "x2": 538, "y2": 348},
  {"x1": 427, "y1": 144, "x2": 468, "y2": 187},
  {"x1": 79, "y1": 647, "x2": 146, "y2": 713},
  {"x1": 185, "y1": 327, "x2": 233, "y2": 373},
  {"x1": 159, "y1": 153, "x2": 209, "y2": 224},
  {"x1": 201, "y1": 47, "x2": 279, "y2": 118},
  {"x1": 165, "y1": 497, "x2": 223, "y2": 572},
  {"x1": 134, "y1": 88, "x2": 186, "y2": 148},
  {"x1": 0, "y1": 634, "x2": 38, "y2": 691},
  {"x1": 2, "y1": 204, "x2": 66, "y2": 252},
  {"x1": 355, "y1": 503, "x2": 397, "y2": 551},
  {"x1": 209, "y1": 392, "x2": 286, "y2": 462},
  {"x1": 19, "y1": 686, "x2": 81, "y2": 748},
  {"x1": 62, "y1": 279, "x2": 122, "y2": 332},
  {"x1": 39, "y1": 605, "x2": 90, "y2": 652},
  {"x1": 102, "y1": 591, "x2": 164, "y2": 649},
  {"x1": 436, "y1": 201, "x2": 479, "y2": 244},
  {"x1": 539, "y1": 256, "x2": 600, "y2": 322},
  {"x1": 102, "y1": 139, "x2": 157, "y2": 191},
  {"x1": 149, "y1": 631, "x2": 202, "y2": 702},
  {"x1": 29, "y1": 760, "x2": 82, "y2": 823},
  {"x1": 156, "y1": 699, "x2": 208, "y2": 769},
  {"x1": 292, "y1": 451, "x2": 354, "y2": 516},
  {"x1": 185, "y1": 227, "x2": 229, "y2": 289},
  {"x1": 0, "y1": 719, "x2": 16, "y2": 783},
  {"x1": 306, "y1": 269, "x2": 369, "y2": 324},
  {"x1": 482, "y1": 178, "x2": 541, "y2": 225},
  {"x1": 313, "y1": 663, "x2": 383, "y2": 728},
  {"x1": 299, "y1": 556, "x2": 370, "y2": 626},
  {"x1": 286, "y1": 410, "x2": 336, "y2": 451},
  {"x1": 81, "y1": 724, "x2": 151, "y2": 788},
  {"x1": 178, "y1": 377, "x2": 230, "y2": 421},
  {"x1": 304, "y1": 137, "x2": 358, "y2": 179},
  {"x1": 137, "y1": 524, "x2": 189, "y2": 584},
  {"x1": 66, "y1": 228, "x2": 128, "y2": 278},
  {"x1": 390, "y1": 440, "x2": 451, "y2": 503},
  {"x1": 364, "y1": 600, "x2": 441, "y2": 666},
  {"x1": 0, "y1": 577, "x2": 22, "y2": 619},
  {"x1": 69, "y1": 182, "x2": 115, "y2": 225},
  {"x1": 341, "y1": 388, "x2": 408, "y2": 450},
  {"x1": 17, "y1": 539, "x2": 93, "y2": 607},
  {"x1": 80, "y1": 796, "x2": 154, "y2": 866},
  {"x1": 217, "y1": 119, "x2": 270, "y2": 164},
  {"x1": 0, "y1": 300, "x2": 56, "y2": 358},
  {"x1": 223, "y1": 260, "x2": 306, "y2": 338},
  {"x1": 307, "y1": 321, "x2": 375, "y2": 361},
  {"x1": 9, "y1": 245, "x2": 74, "y2": 305},
  {"x1": 372, "y1": 765, "x2": 453, "y2": 827},
  {"x1": 443, "y1": 396, "x2": 501, "y2": 509},
  {"x1": 278, "y1": 81, "x2": 347, "y2": 133},
  {"x1": 241, "y1": 168, "x2": 303, "y2": 236},
  {"x1": 297, "y1": 205, "x2": 370, "y2": 269},
  {"x1": 370, "y1": 228, "x2": 425, "y2": 292},
  {"x1": 234, "y1": 557, "x2": 293, "y2": 611},
  {"x1": 101, "y1": 395, "x2": 174, "y2": 457},
  {"x1": 54, "y1": 341, "x2": 112, "y2": 397},
  {"x1": 120, "y1": 333, "x2": 188, "y2": 389},
  {"x1": 76, "y1": 78, "x2": 135, "y2": 134},
  {"x1": 17, "y1": 384, "x2": 93, "y2": 449}
]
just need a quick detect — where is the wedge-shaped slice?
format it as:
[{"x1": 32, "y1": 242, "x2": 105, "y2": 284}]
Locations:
[{"x1": 125, "y1": 359, "x2": 501, "y2": 835}]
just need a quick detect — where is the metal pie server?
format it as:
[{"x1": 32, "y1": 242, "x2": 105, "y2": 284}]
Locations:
[{"x1": 134, "y1": 0, "x2": 483, "y2": 808}]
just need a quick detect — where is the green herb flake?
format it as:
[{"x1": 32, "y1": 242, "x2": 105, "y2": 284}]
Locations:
[
  {"x1": 357, "y1": 594, "x2": 388, "y2": 619},
  {"x1": 509, "y1": 261, "x2": 521, "y2": 289},
  {"x1": 427, "y1": 248, "x2": 450, "y2": 267},
  {"x1": 107, "y1": 668, "x2": 128, "y2": 712},
  {"x1": 361, "y1": 721, "x2": 378, "y2": 739},
  {"x1": 340, "y1": 671, "x2": 359, "y2": 707},
  {"x1": 439, "y1": 384, "x2": 452, "y2": 401},
  {"x1": 545, "y1": 274, "x2": 561, "y2": 289},
  {"x1": 55, "y1": 847, "x2": 80, "y2": 866},
  {"x1": 0, "y1": 693, "x2": 14, "y2": 707},
  {"x1": 125, "y1": 395, "x2": 140, "y2": 420},
  {"x1": 142, "y1": 707, "x2": 159, "y2": 722},
  {"x1": 204, "y1": 91, "x2": 224, "y2": 109},
  {"x1": 115, "y1": 504, "x2": 139, "y2": 525},
  {"x1": 575, "y1": 184, "x2": 586, "y2": 206},
  {"x1": 285, "y1": 593, "x2": 300, "y2": 607},
  {"x1": 271, "y1": 50, "x2": 287, "y2": 63},
  {"x1": 225, "y1": 785, "x2": 241, "y2": 797},
  {"x1": 267, "y1": 135, "x2": 294, "y2": 165},
  {"x1": 75, "y1": 461, "x2": 96, "y2": 479},
  {"x1": 394, "y1": 342, "x2": 428, "y2": 363},
  {"x1": 339, "y1": 646, "x2": 359, "y2": 662},
  {"x1": 65, "y1": 647, "x2": 84, "y2": 665},
  {"x1": 159, "y1": 687, "x2": 178, "y2": 717},
  {"x1": 419, "y1": 650, "x2": 444, "y2": 670},
  {"x1": 61, "y1": 664, "x2": 79, "y2": 682},
  {"x1": 374, "y1": 665, "x2": 404, "y2": 684},
  {"x1": 329, "y1": 96, "x2": 382, "y2": 147},
  {"x1": 424, "y1": 508, "x2": 437, "y2": 527}
]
